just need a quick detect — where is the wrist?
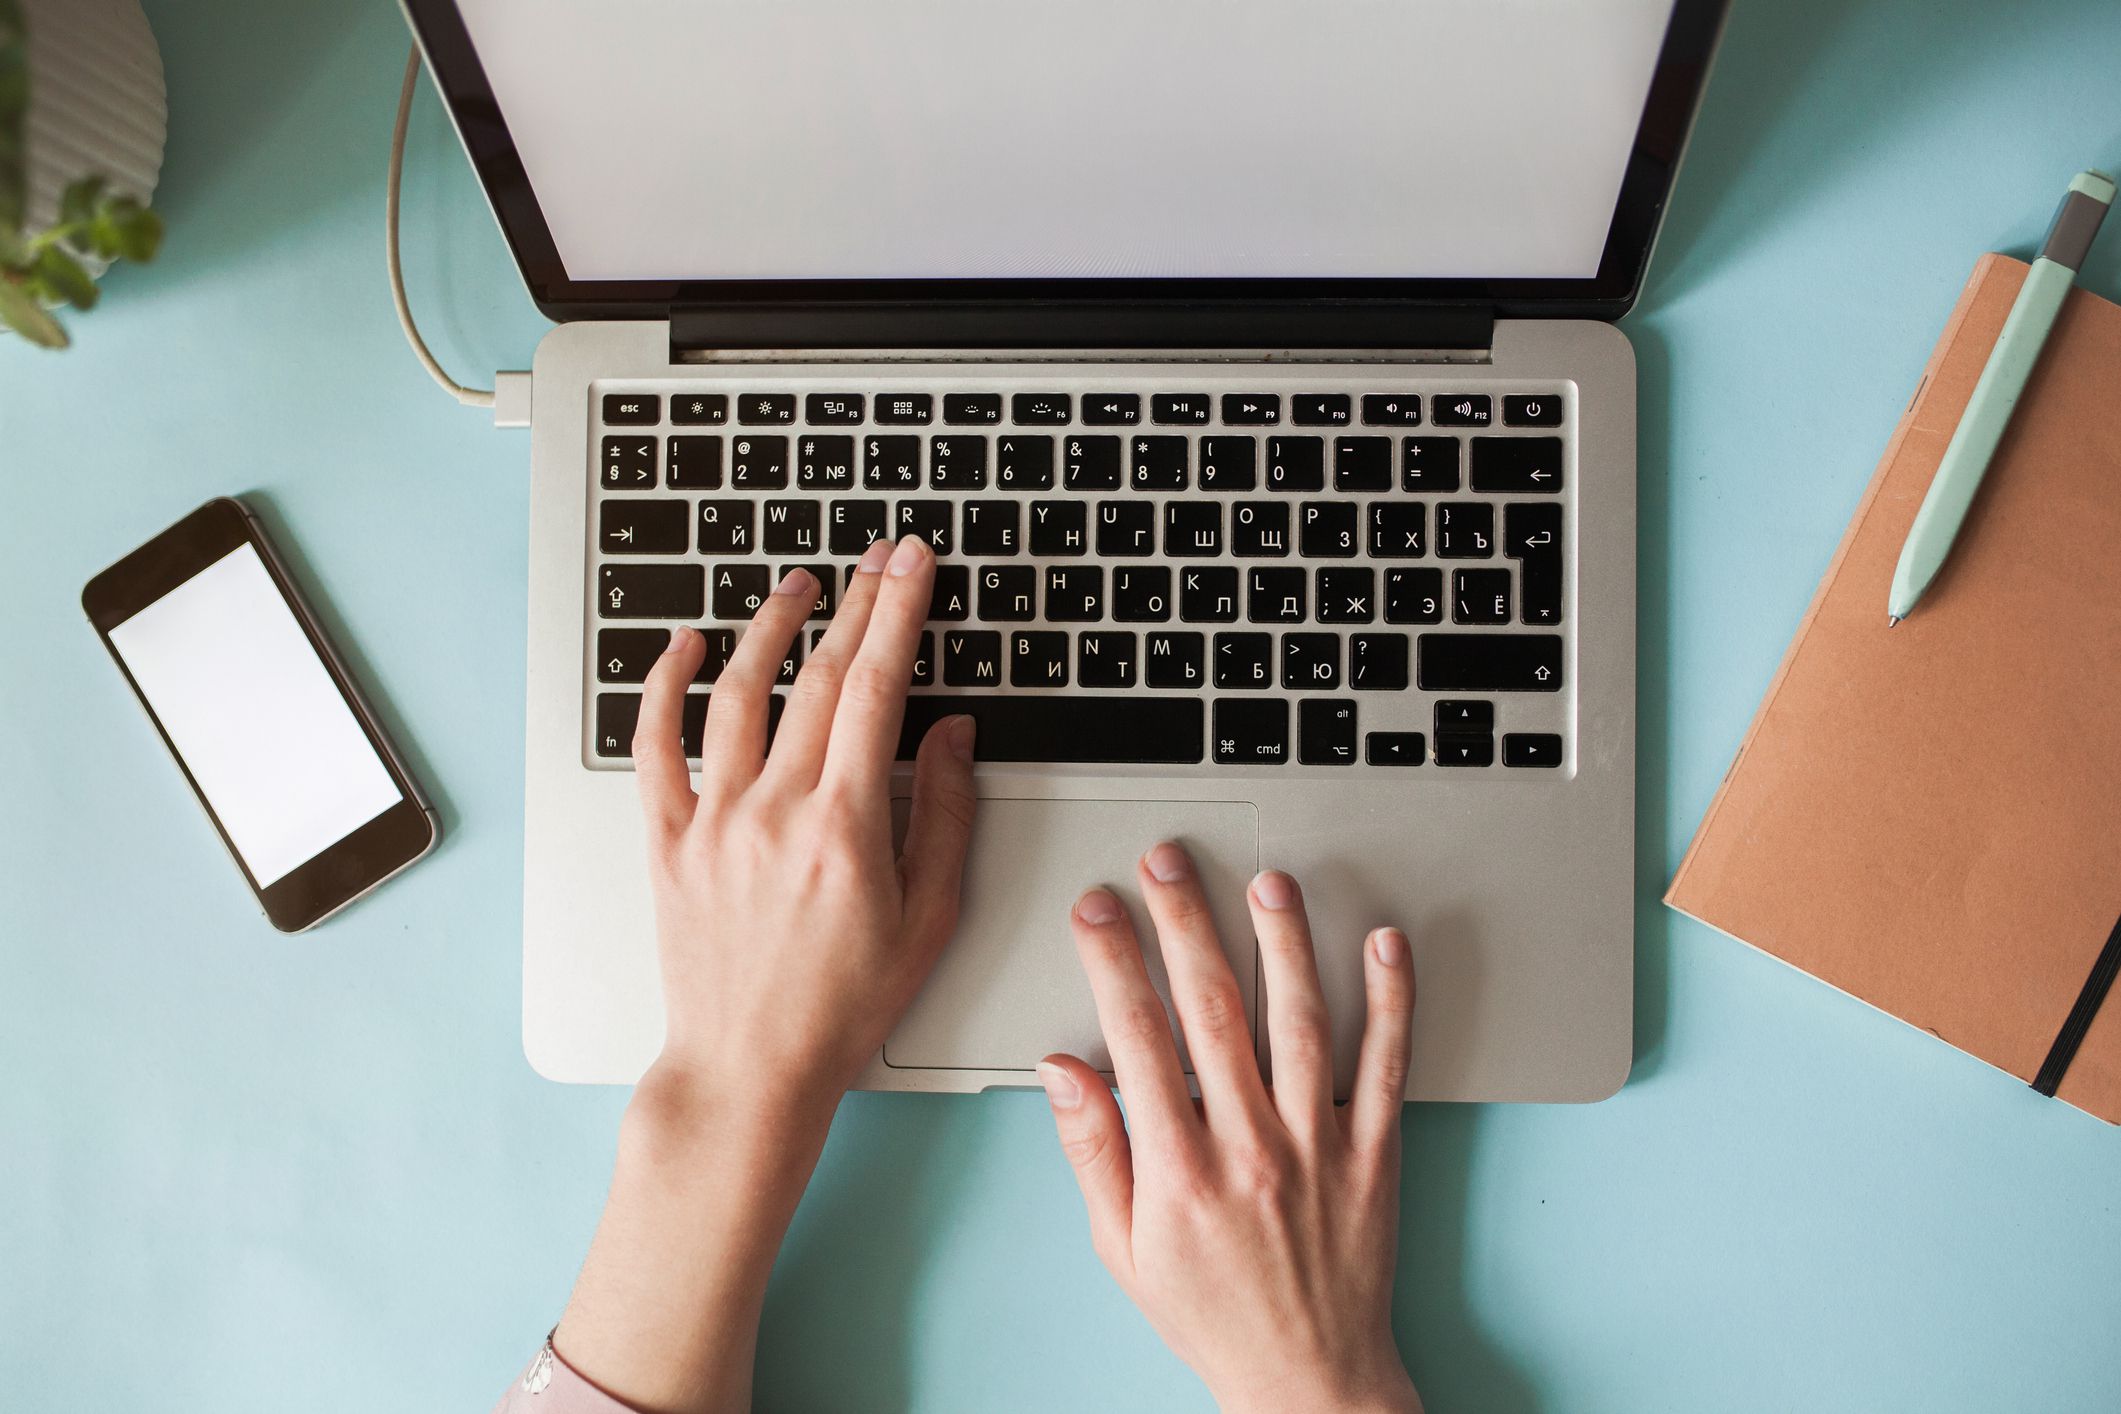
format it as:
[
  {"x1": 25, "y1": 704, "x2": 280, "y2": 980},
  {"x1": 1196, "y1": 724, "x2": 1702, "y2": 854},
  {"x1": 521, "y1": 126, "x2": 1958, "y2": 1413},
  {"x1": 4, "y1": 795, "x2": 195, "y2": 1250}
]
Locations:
[
  {"x1": 628, "y1": 1056, "x2": 839, "y2": 1170},
  {"x1": 1217, "y1": 1360, "x2": 1420, "y2": 1414}
]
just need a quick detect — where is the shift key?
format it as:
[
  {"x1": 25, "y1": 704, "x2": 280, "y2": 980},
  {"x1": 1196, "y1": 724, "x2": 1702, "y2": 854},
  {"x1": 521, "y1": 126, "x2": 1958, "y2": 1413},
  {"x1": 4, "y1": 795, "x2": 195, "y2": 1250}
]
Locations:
[
  {"x1": 1417, "y1": 634, "x2": 1563, "y2": 691},
  {"x1": 599, "y1": 563, "x2": 704, "y2": 619}
]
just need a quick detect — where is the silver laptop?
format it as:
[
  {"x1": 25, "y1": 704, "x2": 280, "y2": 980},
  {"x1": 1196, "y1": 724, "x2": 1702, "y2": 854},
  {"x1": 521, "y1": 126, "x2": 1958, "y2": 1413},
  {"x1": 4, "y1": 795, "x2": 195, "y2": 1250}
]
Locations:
[{"x1": 404, "y1": 0, "x2": 1724, "y2": 1100}]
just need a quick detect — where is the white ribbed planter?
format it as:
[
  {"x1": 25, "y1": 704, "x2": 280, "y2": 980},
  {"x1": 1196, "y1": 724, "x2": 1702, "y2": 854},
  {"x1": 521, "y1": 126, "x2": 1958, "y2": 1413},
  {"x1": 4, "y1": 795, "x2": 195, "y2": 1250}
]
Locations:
[{"x1": 20, "y1": 0, "x2": 166, "y2": 279}]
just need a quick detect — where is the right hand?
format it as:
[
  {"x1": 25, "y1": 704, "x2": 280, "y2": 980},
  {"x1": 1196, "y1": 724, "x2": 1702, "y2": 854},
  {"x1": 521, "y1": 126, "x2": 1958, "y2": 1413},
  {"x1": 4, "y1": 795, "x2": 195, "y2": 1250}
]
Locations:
[{"x1": 1037, "y1": 843, "x2": 1420, "y2": 1414}]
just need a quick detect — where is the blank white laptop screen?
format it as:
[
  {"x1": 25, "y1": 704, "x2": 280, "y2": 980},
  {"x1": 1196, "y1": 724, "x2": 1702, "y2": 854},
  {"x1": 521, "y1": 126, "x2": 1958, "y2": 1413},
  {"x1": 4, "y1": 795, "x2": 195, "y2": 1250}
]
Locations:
[
  {"x1": 455, "y1": 0, "x2": 1676, "y2": 282},
  {"x1": 107, "y1": 546, "x2": 402, "y2": 888}
]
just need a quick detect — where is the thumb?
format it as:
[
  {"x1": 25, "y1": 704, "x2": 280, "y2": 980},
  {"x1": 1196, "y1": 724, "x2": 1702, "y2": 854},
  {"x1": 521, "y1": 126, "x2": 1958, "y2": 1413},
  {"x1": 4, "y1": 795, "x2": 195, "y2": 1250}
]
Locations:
[
  {"x1": 1037, "y1": 1054, "x2": 1135, "y2": 1280},
  {"x1": 899, "y1": 713, "x2": 978, "y2": 943}
]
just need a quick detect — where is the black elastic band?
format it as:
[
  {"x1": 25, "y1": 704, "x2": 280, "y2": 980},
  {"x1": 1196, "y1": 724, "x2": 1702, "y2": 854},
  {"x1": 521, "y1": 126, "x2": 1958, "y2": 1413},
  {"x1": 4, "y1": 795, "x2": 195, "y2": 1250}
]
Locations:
[{"x1": 2032, "y1": 911, "x2": 2121, "y2": 1098}]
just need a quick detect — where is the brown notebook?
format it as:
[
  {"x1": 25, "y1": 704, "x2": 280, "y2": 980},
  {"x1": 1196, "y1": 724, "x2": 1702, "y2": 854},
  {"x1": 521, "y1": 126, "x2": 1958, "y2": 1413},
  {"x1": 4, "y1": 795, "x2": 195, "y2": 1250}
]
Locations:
[{"x1": 1666, "y1": 253, "x2": 2121, "y2": 1125}]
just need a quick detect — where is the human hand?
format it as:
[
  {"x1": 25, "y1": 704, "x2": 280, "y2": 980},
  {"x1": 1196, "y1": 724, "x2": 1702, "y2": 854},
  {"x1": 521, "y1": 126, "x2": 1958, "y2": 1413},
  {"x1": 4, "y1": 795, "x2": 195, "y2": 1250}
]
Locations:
[{"x1": 1038, "y1": 845, "x2": 1420, "y2": 1414}]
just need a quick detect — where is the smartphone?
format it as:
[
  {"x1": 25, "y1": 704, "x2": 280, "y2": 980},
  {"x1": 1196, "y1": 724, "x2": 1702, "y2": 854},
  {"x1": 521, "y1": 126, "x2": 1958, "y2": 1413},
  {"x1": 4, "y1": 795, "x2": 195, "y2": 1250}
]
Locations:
[{"x1": 82, "y1": 498, "x2": 438, "y2": 931}]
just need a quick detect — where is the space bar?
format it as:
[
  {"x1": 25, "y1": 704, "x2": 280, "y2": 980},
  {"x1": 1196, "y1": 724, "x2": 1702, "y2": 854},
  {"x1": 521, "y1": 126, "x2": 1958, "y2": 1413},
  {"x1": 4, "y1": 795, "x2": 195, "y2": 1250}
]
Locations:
[{"x1": 894, "y1": 696, "x2": 1205, "y2": 764}]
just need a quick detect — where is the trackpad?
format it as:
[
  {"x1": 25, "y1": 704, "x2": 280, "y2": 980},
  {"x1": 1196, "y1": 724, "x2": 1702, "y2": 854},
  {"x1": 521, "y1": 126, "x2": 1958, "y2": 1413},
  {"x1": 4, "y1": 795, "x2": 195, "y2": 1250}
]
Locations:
[{"x1": 884, "y1": 799, "x2": 1260, "y2": 1074}]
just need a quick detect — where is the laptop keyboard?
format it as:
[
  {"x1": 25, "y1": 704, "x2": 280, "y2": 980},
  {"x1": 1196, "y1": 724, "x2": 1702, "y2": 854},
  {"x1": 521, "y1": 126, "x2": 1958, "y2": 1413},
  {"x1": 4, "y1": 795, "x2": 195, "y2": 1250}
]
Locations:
[{"x1": 588, "y1": 380, "x2": 1570, "y2": 770}]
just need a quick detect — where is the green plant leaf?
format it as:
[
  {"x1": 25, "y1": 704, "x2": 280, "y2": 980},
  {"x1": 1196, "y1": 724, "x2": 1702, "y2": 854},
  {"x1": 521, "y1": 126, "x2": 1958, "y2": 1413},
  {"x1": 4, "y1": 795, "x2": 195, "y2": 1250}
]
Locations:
[
  {"x1": 0, "y1": 276, "x2": 68, "y2": 348},
  {"x1": 88, "y1": 195, "x2": 163, "y2": 264},
  {"x1": 32, "y1": 245, "x2": 96, "y2": 309},
  {"x1": 0, "y1": 0, "x2": 28, "y2": 238},
  {"x1": 60, "y1": 175, "x2": 105, "y2": 227}
]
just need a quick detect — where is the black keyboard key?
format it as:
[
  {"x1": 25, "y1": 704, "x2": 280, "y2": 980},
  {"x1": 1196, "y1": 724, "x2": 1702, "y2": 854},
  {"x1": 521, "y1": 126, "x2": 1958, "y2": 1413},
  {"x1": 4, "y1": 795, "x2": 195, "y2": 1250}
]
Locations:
[
  {"x1": 1435, "y1": 736, "x2": 1494, "y2": 767},
  {"x1": 796, "y1": 435, "x2": 855, "y2": 490},
  {"x1": 1083, "y1": 394, "x2": 1141, "y2": 426},
  {"x1": 1246, "y1": 567, "x2": 1306, "y2": 624},
  {"x1": 1099, "y1": 501, "x2": 1156, "y2": 557},
  {"x1": 1030, "y1": 501, "x2": 1089, "y2": 557},
  {"x1": 1291, "y1": 393, "x2": 1351, "y2": 426},
  {"x1": 1213, "y1": 699, "x2": 1288, "y2": 764},
  {"x1": 762, "y1": 500, "x2": 823, "y2": 556},
  {"x1": 1152, "y1": 393, "x2": 1211, "y2": 425},
  {"x1": 1146, "y1": 631, "x2": 1205, "y2": 688},
  {"x1": 896, "y1": 695, "x2": 1204, "y2": 764},
  {"x1": 670, "y1": 393, "x2": 728, "y2": 426},
  {"x1": 597, "y1": 627, "x2": 729, "y2": 685},
  {"x1": 1199, "y1": 436, "x2": 1258, "y2": 490},
  {"x1": 863, "y1": 434, "x2": 921, "y2": 490},
  {"x1": 1402, "y1": 437, "x2": 1461, "y2": 491},
  {"x1": 995, "y1": 435, "x2": 1054, "y2": 490},
  {"x1": 930, "y1": 435, "x2": 989, "y2": 490},
  {"x1": 1348, "y1": 633, "x2": 1410, "y2": 690},
  {"x1": 599, "y1": 563, "x2": 703, "y2": 620},
  {"x1": 1214, "y1": 632, "x2": 1274, "y2": 689},
  {"x1": 1113, "y1": 566, "x2": 1172, "y2": 622},
  {"x1": 805, "y1": 393, "x2": 864, "y2": 425},
  {"x1": 1417, "y1": 634, "x2": 1563, "y2": 691},
  {"x1": 1043, "y1": 565, "x2": 1104, "y2": 622},
  {"x1": 1011, "y1": 631, "x2": 1071, "y2": 687},
  {"x1": 1436, "y1": 502, "x2": 1494, "y2": 558},
  {"x1": 1222, "y1": 394, "x2": 1280, "y2": 426},
  {"x1": 962, "y1": 500, "x2": 1021, "y2": 556},
  {"x1": 710, "y1": 564, "x2": 772, "y2": 620},
  {"x1": 1471, "y1": 436, "x2": 1563, "y2": 493},
  {"x1": 602, "y1": 394, "x2": 659, "y2": 426},
  {"x1": 600, "y1": 499, "x2": 689, "y2": 555},
  {"x1": 1506, "y1": 502, "x2": 1564, "y2": 625},
  {"x1": 1299, "y1": 501, "x2": 1358, "y2": 558},
  {"x1": 776, "y1": 637, "x2": 803, "y2": 686},
  {"x1": 730, "y1": 435, "x2": 789, "y2": 489},
  {"x1": 1361, "y1": 394, "x2": 1421, "y2": 426},
  {"x1": 930, "y1": 564, "x2": 972, "y2": 621},
  {"x1": 1368, "y1": 502, "x2": 1425, "y2": 558},
  {"x1": 1131, "y1": 436, "x2": 1188, "y2": 490},
  {"x1": 1013, "y1": 393, "x2": 1071, "y2": 425},
  {"x1": 1503, "y1": 395, "x2": 1563, "y2": 427},
  {"x1": 874, "y1": 393, "x2": 934, "y2": 425},
  {"x1": 1281, "y1": 633, "x2": 1340, "y2": 690},
  {"x1": 1435, "y1": 700, "x2": 1494, "y2": 734},
  {"x1": 697, "y1": 500, "x2": 756, "y2": 554},
  {"x1": 1384, "y1": 567, "x2": 1444, "y2": 624},
  {"x1": 1078, "y1": 631, "x2": 1137, "y2": 687},
  {"x1": 601, "y1": 436, "x2": 658, "y2": 490},
  {"x1": 944, "y1": 393, "x2": 1003, "y2": 425},
  {"x1": 828, "y1": 499, "x2": 887, "y2": 555},
  {"x1": 1316, "y1": 567, "x2": 1376, "y2": 624},
  {"x1": 1365, "y1": 731, "x2": 1425, "y2": 766},
  {"x1": 942, "y1": 630, "x2": 1003, "y2": 686},
  {"x1": 1265, "y1": 436, "x2": 1325, "y2": 492},
  {"x1": 1334, "y1": 437, "x2": 1392, "y2": 491},
  {"x1": 666, "y1": 435, "x2": 723, "y2": 490},
  {"x1": 1063, "y1": 436, "x2": 1122, "y2": 490},
  {"x1": 1503, "y1": 733, "x2": 1564, "y2": 767},
  {"x1": 593, "y1": 691, "x2": 646, "y2": 757},
  {"x1": 1164, "y1": 503, "x2": 1222, "y2": 558},
  {"x1": 1180, "y1": 566, "x2": 1239, "y2": 623},
  {"x1": 1231, "y1": 501, "x2": 1291, "y2": 558},
  {"x1": 737, "y1": 393, "x2": 796, "y2": 425},
  {"x1": 910, "y1": 631, "x2": 936, "y2": 687},
  {"x1": 895, "y1": 500, "x2": 952, "y2": 554},
  {"x1": 1431, "y1": 394, "x2": 1492, "y2": 428},
  {"x1": 978, "y1": 565, "x2": 1037, "y2": 621},
  {"x1": 1453, "y1": 568, "x2": 1512, "y2": 624},
  {"x1": 780, "y1": 564, "x2": 837, "y2": 620},
  {"x1": 1298, "y1": 698, "x2": 1358, "y2": 764}
]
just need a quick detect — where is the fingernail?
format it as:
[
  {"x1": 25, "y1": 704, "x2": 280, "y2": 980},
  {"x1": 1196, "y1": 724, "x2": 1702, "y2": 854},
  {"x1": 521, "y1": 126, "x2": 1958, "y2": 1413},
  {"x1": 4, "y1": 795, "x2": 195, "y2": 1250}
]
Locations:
[
  {"x1": 1373, "y1": 928, "x2": 1407, "y2": 967},
  {"x1": 665, "y1": 625, "x2": 693, "y2": 652},
  {"x1": 854, "y1": 539, "x2": 892, "y2": 574},
  {"x1": 1036, "y1": 1061, "x2": 1081, "y2": 1110},
  {"x1": 1076, "y1": 887, "x2": 1121, "y2": 925},
  {"x1": 774, "y1": 567, "x2": 814, "y2": 596},
  {"x1": 886, "y1": 534, "x2": 928, "y2": 576},
  {"x1": 1144, "y1": 841, "x2": 1190, "y2": 883},
  {"x1": 949, "y1": 713, "x2": 976, "y2": 760},
  {"x1": 1252, "y1": 869, "x2": 1297, "y2": 910}
]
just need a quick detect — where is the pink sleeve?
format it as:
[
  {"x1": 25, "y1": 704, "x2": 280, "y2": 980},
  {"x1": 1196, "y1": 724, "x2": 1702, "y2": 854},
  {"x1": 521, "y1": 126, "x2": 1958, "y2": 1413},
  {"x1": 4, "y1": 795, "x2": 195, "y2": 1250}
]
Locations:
[{"x1": 490, "y1": 1337, "x2": 642, "y2": 1414}]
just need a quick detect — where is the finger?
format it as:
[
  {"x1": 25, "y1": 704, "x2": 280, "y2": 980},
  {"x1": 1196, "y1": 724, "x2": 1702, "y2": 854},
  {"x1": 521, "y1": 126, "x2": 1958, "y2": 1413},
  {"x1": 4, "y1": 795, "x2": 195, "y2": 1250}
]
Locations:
[
  {"x1": 698, "y1": 567, "x2": 812, "y2": 795},
  {"x1": 1070, "y1": 886, "x2": 1199, "y2": 1152},
  {"x1": 822, "y1": 536, "x2": 933, "y2": 797},
  {"x1": 632, "y1": 625, "x2": 705, "y2": 842},
  {"x1": 898, "y1": 714, "x2": 978, "y2": 948},
  {"x1": 763, "y1": 540, "x2": 892, "y2": 789},
  {"x1": 1037, "y1": 1054, "x2": 1136, "y2": 1280},
  {"x1": 1346, "y1": 927, "x2": 1417, "y2": 1154},
  {"x1": 1138, "y1": 842, "x2": 1271, "y2": 1126},
  {"x1": 1249, "y1": 870, "x2": 1335, "y2": 1137}
]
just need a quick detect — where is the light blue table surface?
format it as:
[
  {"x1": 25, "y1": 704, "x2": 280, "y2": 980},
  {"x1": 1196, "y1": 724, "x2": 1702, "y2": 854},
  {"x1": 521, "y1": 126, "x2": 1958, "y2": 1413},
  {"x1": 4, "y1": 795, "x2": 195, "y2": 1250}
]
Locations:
[{"x1": 6, "y1": 2, "x2": 2120, "y2": 1410}]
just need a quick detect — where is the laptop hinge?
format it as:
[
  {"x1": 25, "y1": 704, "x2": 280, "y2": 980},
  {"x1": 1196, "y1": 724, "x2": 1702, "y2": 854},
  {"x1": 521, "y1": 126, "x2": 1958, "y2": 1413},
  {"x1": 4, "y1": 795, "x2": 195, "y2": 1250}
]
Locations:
[{"x1": 667, "y1": 300, "x2": 1495, "y2": 362}]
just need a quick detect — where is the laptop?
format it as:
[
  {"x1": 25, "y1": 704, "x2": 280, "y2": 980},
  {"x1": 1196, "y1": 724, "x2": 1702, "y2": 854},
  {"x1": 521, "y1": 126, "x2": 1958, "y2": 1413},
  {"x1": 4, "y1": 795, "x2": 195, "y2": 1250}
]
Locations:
[{"x1": 403, "y1": 0, "x2": 1725, "y2": 1100}]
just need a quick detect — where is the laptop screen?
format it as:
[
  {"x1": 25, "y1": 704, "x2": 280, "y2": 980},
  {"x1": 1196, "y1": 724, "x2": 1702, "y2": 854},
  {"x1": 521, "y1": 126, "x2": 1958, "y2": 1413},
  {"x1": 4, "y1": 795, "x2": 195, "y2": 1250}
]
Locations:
[{"x1": 453, "y1": 0, "x2": 1678, "y2": 285}]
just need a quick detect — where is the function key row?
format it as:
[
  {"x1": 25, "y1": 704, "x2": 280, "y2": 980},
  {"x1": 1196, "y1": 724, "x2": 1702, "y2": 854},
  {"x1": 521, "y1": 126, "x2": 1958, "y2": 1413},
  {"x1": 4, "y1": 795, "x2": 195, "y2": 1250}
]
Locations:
[{"x1": 602, "y1": 391, "x2": 1565, "y2": 430}]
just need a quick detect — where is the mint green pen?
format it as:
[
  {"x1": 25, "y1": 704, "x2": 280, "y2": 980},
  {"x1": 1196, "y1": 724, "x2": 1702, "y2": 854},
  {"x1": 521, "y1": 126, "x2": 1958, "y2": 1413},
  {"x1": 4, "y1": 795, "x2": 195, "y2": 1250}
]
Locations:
[{"x1": 1888, "y1": 169, "x2": 2116, "y2": 624}]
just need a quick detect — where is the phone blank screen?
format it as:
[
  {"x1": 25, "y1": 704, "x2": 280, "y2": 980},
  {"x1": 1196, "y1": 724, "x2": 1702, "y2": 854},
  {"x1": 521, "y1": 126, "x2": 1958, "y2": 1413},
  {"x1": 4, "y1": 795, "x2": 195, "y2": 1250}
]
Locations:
[{"x1": 107, "y1": 544, "x2": 404, "y2": 888}]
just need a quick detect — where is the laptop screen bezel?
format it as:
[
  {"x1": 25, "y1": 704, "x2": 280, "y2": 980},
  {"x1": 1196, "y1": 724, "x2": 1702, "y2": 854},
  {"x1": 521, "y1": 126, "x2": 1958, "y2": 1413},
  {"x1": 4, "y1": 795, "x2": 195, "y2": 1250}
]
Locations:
[{"x1": 400, "y1": 0, "x2": 1726, "y2": 328}]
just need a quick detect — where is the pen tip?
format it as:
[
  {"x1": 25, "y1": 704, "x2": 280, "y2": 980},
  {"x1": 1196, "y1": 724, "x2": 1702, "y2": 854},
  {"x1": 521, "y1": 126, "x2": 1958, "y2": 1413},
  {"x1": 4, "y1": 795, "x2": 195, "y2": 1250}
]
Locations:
[{"x1": 1886, "y1": 615, "x2": 1900, "y2": 628}]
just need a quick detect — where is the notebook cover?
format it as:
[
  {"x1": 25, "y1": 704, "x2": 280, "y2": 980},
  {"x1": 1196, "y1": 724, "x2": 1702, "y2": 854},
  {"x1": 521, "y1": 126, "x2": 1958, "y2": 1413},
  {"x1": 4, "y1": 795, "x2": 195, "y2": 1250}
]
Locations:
[{"x1": 1666, "y1": 253, "x2": 2121, "y2": 1124}]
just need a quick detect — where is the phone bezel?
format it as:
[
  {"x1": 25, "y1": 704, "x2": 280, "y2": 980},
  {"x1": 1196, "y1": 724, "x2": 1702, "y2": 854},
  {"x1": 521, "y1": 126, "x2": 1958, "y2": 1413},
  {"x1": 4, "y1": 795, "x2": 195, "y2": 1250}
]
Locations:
[{"x1": 82, "y1": 498, "x2": 437, "y2": 932}]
